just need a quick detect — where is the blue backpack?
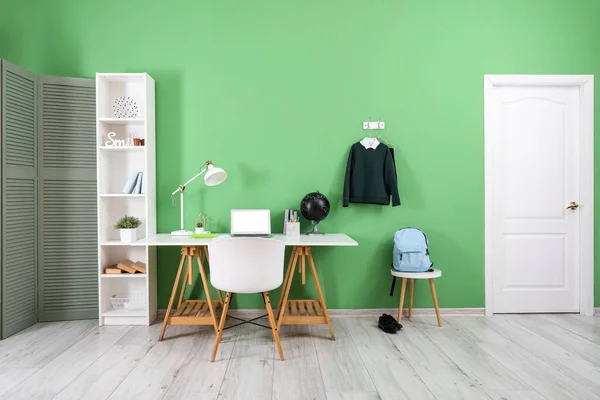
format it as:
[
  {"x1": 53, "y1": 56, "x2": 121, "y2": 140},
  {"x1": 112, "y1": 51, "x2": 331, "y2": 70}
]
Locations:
[{"x1": 392, "y1": 228, "x2": 432, "y2": 272}]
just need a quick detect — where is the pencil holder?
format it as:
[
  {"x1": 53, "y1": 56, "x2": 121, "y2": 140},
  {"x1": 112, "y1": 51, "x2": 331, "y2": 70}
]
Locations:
[{"x1": 284, "y1": 222, "x2": 300, "y2": 236}]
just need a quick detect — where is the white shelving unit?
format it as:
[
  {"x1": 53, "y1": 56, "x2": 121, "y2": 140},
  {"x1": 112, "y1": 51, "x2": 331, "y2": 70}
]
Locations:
[{"x1": 96, "y1": 73, "x2": 157, "y2": 326}]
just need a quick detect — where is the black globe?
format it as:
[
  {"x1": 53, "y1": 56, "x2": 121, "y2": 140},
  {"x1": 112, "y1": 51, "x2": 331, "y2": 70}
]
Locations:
[{"x1": 300, "y1": 191, "x2": 330, "y2": 223}]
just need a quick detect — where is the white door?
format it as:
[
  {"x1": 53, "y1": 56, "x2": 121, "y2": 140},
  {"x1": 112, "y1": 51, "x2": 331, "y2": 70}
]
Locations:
[{"x1": 485, "y1": 75, "x2": 594, "y2": 314}]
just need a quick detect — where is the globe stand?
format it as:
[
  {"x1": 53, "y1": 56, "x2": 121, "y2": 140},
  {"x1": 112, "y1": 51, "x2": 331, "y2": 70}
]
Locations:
[{"x1": 306, "y1": 220, "x2": 325, "y2": 235}]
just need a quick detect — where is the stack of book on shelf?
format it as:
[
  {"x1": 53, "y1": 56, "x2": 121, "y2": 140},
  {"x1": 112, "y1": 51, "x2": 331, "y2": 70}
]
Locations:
[
  {"x1": 123, "y1": 171, "x2": 146, "y2": 194},
  {"x1": 105, "y1": 260, "x2": 147, "y2": 274}
]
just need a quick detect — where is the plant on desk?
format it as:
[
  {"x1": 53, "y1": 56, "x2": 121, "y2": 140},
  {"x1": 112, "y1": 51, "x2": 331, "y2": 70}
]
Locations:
[
  {"x1": 195, "y1": 213, "x2": 210, "y2": 234},
  {"x1": 114, "y1": 215, "x2": 142, "y2": 242}
]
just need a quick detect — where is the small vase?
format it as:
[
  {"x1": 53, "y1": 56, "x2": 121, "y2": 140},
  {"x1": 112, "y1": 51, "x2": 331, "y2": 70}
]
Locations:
[
  {"x1": 120, "y1": 228, "x2": 137, "y2": 242},
  {"x1": 195, "y1": 227, "x2": 205, "y2": 234}
]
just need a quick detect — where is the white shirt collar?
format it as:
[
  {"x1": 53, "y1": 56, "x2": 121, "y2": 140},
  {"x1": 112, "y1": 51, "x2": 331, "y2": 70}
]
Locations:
[{"x1": 360, "y1": 137, "x2": 380, "y2": 149}]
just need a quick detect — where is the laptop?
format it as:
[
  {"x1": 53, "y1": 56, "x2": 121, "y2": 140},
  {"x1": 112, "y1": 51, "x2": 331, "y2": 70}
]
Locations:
[{"x1": 230, "y1": 209, "x2": 272, "y2": 237}]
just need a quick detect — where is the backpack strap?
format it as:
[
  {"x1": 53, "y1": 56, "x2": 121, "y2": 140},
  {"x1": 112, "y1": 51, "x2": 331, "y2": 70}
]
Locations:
[
  {"x1": 413, "y1": 229, "x2": 431, "y2": 255},
  {"x1": 389, "y1": 263, "x2": 396, "y2": 296},
  {"x1": 421, "y1": 231, "x2": 430, "y2": 253}
]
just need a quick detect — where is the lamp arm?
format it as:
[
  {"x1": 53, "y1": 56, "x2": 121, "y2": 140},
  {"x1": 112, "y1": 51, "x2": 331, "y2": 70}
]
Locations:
[
  {"x1": 182, "y1": 167, "x2": 207, "y2": 188},
  {"x1": 171, "y1": 163, "x2": 209, "y2": 196}
]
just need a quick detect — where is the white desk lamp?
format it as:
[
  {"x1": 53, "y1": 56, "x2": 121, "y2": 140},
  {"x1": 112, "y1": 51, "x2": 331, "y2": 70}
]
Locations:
[{"x1": 171, "y1": 160, "x2": 227, "y2": 236}]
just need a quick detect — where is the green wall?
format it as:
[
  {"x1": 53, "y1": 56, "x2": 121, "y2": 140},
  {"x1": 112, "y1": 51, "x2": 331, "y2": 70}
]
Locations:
[{"x1": 2, "y1": 0, "x2": 598, "y2": 309}]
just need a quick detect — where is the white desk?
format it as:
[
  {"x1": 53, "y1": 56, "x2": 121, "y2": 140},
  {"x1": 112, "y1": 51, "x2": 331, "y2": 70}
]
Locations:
[
  {"x1": 136, "y1": 233, "x2": 358, "y2": 247},
  {"x1": 137, "y1": 233, "x2": 358, "y2": 340}
]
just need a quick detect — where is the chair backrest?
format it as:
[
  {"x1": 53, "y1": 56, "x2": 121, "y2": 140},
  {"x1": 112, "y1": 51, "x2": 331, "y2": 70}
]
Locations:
[{"x1": 207, "y1": 237, "x2": 285, "y2": 293}]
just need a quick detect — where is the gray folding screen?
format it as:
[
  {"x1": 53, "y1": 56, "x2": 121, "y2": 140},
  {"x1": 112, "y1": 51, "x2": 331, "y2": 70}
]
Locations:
[
  {"x1": 0, "y1": 61, "x2": 38, "y2": 339},
  {"x1": 37, "y1": 76, "x2": 97, "y2": 322},
  {"x1": 0, "y1": 60, "x2": 97, "y2": 339}
]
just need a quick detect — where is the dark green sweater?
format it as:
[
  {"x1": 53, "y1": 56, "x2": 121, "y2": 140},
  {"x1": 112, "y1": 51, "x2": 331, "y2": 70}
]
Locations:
[{"x1": 343, "y1": 142, "x2": 400, "y2": 207}]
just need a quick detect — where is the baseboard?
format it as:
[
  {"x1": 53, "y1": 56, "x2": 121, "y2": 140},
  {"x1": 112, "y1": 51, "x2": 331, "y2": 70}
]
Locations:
[
  {"x1": 330, "y1": 308, "x2": 484, "y2": 317},
  {"x1": 157, "y1": 307, "x2": 484, "y2": 319},
  {"x1": 156, "y1": 307, "x2": 600, "y2": 319}
]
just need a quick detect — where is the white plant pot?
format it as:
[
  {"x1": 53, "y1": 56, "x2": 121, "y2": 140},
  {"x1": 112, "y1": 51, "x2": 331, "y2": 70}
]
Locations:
[
  {"x1": 119, "y1": 228, "x2": 137, "y2": 242},
  {"x1": 195, "y1": 227, "x2": 205, "y2": 234}
]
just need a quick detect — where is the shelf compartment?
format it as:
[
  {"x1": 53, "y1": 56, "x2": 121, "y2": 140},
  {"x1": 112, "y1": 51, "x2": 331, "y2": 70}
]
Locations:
[
  {"x1": 96, "y1": 76, "x2": 146, "y2": 119},
  {"x1": 98, "y1": 152, "x2": 146, "y2": 197},
  {"x1": 100, "y1": 246, "x2": 147, "y2": 272},
  {"x1": 98, "y1": 198, "x2": 146, "y2": 243},
  {"x1": 97, "y1": 120, "x2": 145, "y2": 148},
  {"x1": 100, "y1": 276, "x2": 147, "y2": 318}
]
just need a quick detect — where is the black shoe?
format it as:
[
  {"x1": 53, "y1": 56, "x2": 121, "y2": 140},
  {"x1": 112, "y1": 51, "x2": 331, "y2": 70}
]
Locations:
[
  {"x1": 378, "y1": 315, "x2": 398, "y2": 334},
  {"x1": 381, "y1": 313, "x2": 403, "y2": 330}
]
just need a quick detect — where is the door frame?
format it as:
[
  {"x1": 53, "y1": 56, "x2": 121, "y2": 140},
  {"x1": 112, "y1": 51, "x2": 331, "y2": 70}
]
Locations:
[{"x1": 484, "y1": 75, "x2": 594, "y2": 316}]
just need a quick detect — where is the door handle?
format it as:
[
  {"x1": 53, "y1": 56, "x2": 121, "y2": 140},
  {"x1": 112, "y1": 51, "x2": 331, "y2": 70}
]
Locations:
[{"x1": 566, "y1": 202, "x2": 579, "y2": 210}]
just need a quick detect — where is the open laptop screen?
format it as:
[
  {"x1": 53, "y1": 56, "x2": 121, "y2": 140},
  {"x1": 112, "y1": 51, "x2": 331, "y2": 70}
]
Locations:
[{"x1": 230, "y1": 209, "x2": 271, "y2": 235}]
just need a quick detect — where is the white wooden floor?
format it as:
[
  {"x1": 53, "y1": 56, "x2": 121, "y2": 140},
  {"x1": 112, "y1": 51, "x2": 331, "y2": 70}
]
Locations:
[{"x1": 0, "y1": 314, "x2": 599, "y2": 399}]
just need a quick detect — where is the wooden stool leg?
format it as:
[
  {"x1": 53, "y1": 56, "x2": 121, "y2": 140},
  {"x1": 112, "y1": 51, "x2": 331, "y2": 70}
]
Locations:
[
  {"x1": 408, "y1": 279, "x2": 414, "y2": 319},
  {"x1": 202, "y1": 246, "x2": 224, "y2": 306},
  {"x1": 398, "y1": 278, "x2": 407, "y2": 322},
  {"x1": 301, "y1": 250, "x2": 306, "y2": 285},
  {"x1": 306, "y1": 248, "x2": 335, "y2": 340},
  {"x1": 177, "y1": 255, "x2": 190, "y2": 307},
  {"x1": 203, "y1": 245, "x2": 210, "y2": 264},
  {"x1": 187, "y1": 250, "x2": 193, "y2": 285},
  {"x1": 429, "y1": 279, "x2": 442, "y2": 327},
  {"x1": 196, "y1": 248, "x2": 218, "y2": 334},
  {"x1": 264, "y1": 292, "x2": 284, "y2": 361},
  {"x1": 159, "y1": 253, "x2": 187, "y2": 341},
  {"x1": 211, "y1": 292, "x2": 231, "y2": 362},
  {"x1": 276, "y1": 247, "x2": 296, "y2": 318},
  {"x1": 277, "y1": 250, "x2": 300, "y2": 330}
]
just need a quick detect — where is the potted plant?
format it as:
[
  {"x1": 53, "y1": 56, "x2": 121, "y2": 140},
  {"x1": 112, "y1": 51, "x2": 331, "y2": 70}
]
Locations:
[
  {"x1": 114, "y1": 215, "x2": 142, "y2": 242},
  {"x1": 195, "y1": 213, "x2": 209, "y2": 234}
]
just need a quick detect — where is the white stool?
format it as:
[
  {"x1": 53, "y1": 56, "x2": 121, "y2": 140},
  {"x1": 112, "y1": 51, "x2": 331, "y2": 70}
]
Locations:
[{"x1": 391, "y1": 269, "x2": 442, "y2": 327}]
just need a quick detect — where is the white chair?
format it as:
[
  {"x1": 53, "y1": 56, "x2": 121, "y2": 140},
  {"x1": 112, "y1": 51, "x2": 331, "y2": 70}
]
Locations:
[
  {"x1": 208, "y1": 237, "x2": 285, "y2": 361},
  {"x1": 391, "y1": 269, "x2": 443, "y2": 327}
]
